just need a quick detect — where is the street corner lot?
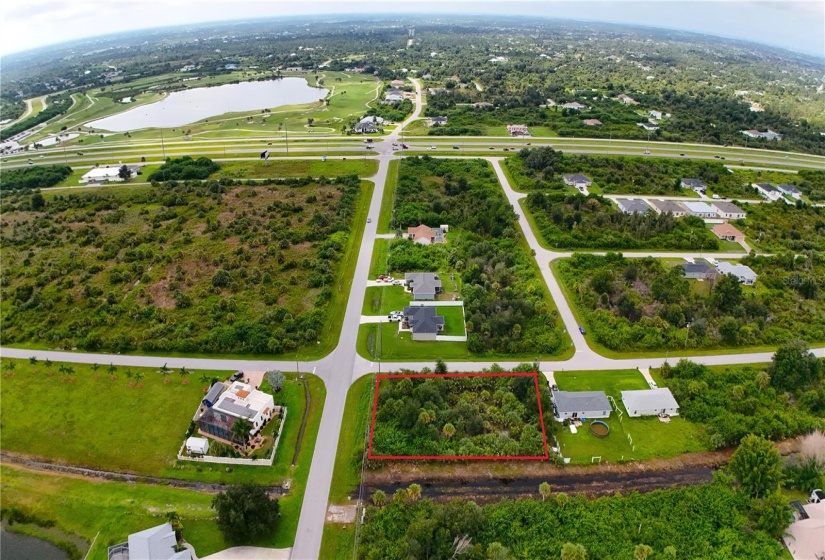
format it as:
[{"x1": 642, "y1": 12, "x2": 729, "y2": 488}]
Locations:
[
  {"x1": 551, "y1": 369, "x2": 706, "y2": 465},
  {"x1": 368, "y1": 371, "x2": 550, "y2": 460}
]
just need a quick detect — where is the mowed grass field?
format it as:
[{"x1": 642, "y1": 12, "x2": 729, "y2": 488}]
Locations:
[
  {"x1": 0, "y1": 358, "x2": 326, "y2": 549},
  {"x1": 212, "y1": 158, "x2": 377, "y2": 180},
  {"x1": 1, "y1": 465, "x2": 230, "y2": 560},
  {"x1": 552, "y1": 369, "x2": 707, "y2": 464}
]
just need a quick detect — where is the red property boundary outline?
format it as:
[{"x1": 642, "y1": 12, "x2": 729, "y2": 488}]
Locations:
[{"x1": 367, "y1": 371, "x2": 550, "y2": 460}]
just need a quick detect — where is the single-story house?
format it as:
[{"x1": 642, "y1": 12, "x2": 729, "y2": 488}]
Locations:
[
  {"x1": 637, "y1": 122, "x2": 659, "y2": 131},
  {"x1": 391, "y1": 79, "x2": 406, "y2": 88},
  {"x1": 107, "y1": 523, "x2": 192, "y2": 560},
  {"x1": 402, "y1": 306, "x2": 445, "y2": 341},
  {"x1": 506, "y1": 124, "x2": 529, "y2": 136},
  {"x1": 649, "y1": 199, "x2": 688, "y2": 217},
  {"x1": 583, "y1": 119, "x2": 602, "y2": 126},
  {"x1": 429, "y1": 116, "x2": 448, "y2": 126},
  {"x1": 680, "y1": 178, "x2": 707, "y2": 193},
  {"x1": 716, "y1": 262, "x2": 757, "y2": 285},
  {"x1": 615, "y1": 198, "x2": 652, "y2": 215},
  {"x1": 202, "y1": 382, "x2": 226, "y2": 408},
  {"x1": 81, "y1": 165, "x2": 139, "y2": 183},
  {"x1": 617, "y1": 93, "x2": 638, "y2": 105},
  {"x1": 649, "y1": 110, "x2": 663, "y2": 120},
  {"x1": 682, "y1": 201, "x2": 719, "y2": 219},
  {"x1": 404, "y1": 272, "x2": 442, "y2": 300},
  {"x1": 383, "y1": 93, "x2": 403, "y2": 104},
  {"x1": 562, "y1": 101, "x2": 587, "y2": 110},
  {"x1": 552, "y1": 389, "x2": 611, "y2": 421},
  {"x1": 681, "y1": 261, "x2": 714, "y2": 280},
  {"x1": 742, "y1": 129, "x2": 783, "y2": 141},
  {"x1": 783, "y1": 500, "x2": 824, "y2": 560},
  {"x1": 753, "y1": 183, "x2": 782, "y2": 201},
  {"x1": 198, "y1": 381, "x2": 276, "y2": 443},
  {"x1": 621, "y1": 388, "x2": 680, "y2": 417},
  {"x1": 185, "y1": 436, "x2": 210, "y2": 455},
  {"x1": 428, "y1": 88, "x2": 448, "y2": 95},
  {"x1": 473, "y1": 101, "x2": 494, "y2": 108},
  {"x1": 712, "y1": 223, "x2": 745, "y2": 243},
  {"x1": 407, "y1": 224, "x2": 447, "y2": 245},
  {"x1": 562, "y1": 174, "x2": 592, "y2": 189},
  {"x1": 777, "y1": 184, "x2": 802, "y2": 199},
  {"x1": 712, "y1": 201, "x2": 746, "y2": 220},
  {"x1": 354, "y1": 116, "x2": 384, "y2": 134}
]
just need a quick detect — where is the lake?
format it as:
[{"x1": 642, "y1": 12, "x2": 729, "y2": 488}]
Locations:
[
  {"x1": 88, "y1": 78, "x2": 328, "y2": 132},
  {"x1": 0, "y1": 527, "x2": 70, "y2": 560}
]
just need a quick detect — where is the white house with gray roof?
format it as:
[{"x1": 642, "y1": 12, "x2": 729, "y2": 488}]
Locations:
[
  {"x1": 621, "y1": 388, "x2": 680, "y2": 417},
  {"x1": 650, "y1": 199, "x2": 688, "y2": 217},
  {"x1": 402, "y1": 306, "x2": 445, "y2": 341},
  {"x1": 615, "y1": 198, "x2": 652, "y2": 215},
  {"x1": 680, "y1": 178, "x2": 707, "y2": 193},
  {"x1": 777, "y1": 184, "x2": 802, "y2": 199},
  {"x1": 562, "y1": 174, "x2": 592, "y2": 190},
  {"x1": 754, "y1": 183, "x2": 782, "y2": 201},
  {"x1": 716, "y1": 262, "x2": 757, "y2": 285},
  {"x1": 404, "y1": 272, "x2": 442, "y2": 300},
  {"x1": 108, "y1": 523, "x2": 191, "y2": 560},
  {"x1": 551, "y1": 389, "x2": 611, "y2": 421},
  {"x1": 712, "y1": 201, "x2": 746, "y2": 220}
]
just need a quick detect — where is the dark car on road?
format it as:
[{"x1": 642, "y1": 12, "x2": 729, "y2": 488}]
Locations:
[{"x1": 578, "y1": 326, "x2": 586, "y2": 335}]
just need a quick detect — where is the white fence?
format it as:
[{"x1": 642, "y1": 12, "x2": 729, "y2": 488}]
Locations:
[{"x1": 177, "y1": 409, "x2": 287, "y2": 467}]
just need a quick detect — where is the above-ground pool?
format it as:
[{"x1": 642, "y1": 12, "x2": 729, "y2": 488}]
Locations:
[{"x1": 590, "y1": 420, "x2": 610, "y2": 438}]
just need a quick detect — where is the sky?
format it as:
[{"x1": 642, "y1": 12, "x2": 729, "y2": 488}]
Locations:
[{"x1": 1, "y1": 0, "x2": 823, "y2": 58}]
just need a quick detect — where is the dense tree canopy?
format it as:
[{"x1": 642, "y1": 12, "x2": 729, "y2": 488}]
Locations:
[
  {"x1": 212, "y1": 483, "x2": 280, "y2": 541},
  {"x1": 148, "y1": 156, "x2": 221, "y2": 181},
  {"x1": 0, "y1": 165, "x2": 72, "y2": 191}
]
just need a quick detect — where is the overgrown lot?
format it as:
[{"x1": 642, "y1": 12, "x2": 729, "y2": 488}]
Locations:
[
  {"x1": 556, "y1": 252, "x2": 825, "y2": 352},
  {"x1": 659, "y1": 357, "x2": 824, "y2": 449},
  {"x1": 1, "y1": 176, "x2": 367, "y2": 355},
  {"x1": 506, "y1": 148, "x2": 762, "y2": 198},
  {"x1": 357, "y1": 478, "x2": 783, "y2": 559},
  {"x1": 525, "y1": 192, "x2": 720, "y2": 250},
  {"x1": 738, "y1": 200, "x2": 825, "y2": 252},
  {"x1": 371, "y1": 373, "x2": 549, "y2": 458},
  {"x1": 384, "y1": 156, "x2": 569, "y2": 356},
  {"x1": 0, "y1": 164, "x2": 73, "y2": 191}
]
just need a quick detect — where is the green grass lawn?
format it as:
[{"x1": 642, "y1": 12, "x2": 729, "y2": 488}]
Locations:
[
  {"x1": 369, "y1": 238, "x2": 391, "y2": 278},
  {"x1": 358, "y1": 323, "x2": 472, "y2": 361},
  {"x1": 1, "y1": 358, "x2": 325, "y2": 547},
  {"x1": 212, "y1": 159, "x2": 377, "y2": 180},
  {"x1": 1, "y1": 465, "x2": 229, "y2": 560},
  {"x1": 552, "y1": 369, "x2": 707, "y2": 464},
  {"x1": 362, "y1": 285, "x2": 412, "y2": 315},
  {"x1": 320, "y1": 376, "x2": 374, "y2": 560},
  {"x1": 438, "y1": 305, "x2": 466, "y2": 335},
  {"x1": 377, "y1": 159, "x2": 399, "y2": 233}
]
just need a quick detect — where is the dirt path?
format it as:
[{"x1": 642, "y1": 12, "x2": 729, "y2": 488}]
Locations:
[
  {"x1": 0, "y1": 451, "x2": 287, "y2": 495},
  {"x1": 365, "y1": 465, "x2": 715, "y2": 503},
  {"x1": 361, "y1": 438, "x2": 803, "y2": 503}
]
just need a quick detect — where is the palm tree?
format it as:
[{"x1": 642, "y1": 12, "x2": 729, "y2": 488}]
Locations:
[
  {"x1": 555, "y1": 492, "x2": 569, "y2": 508},
  {"x1": 159, "y1": 363, "x2": 171, "y2": 376},
  {"x1": 443, "y1": 423, "x2": 457, "y2": 440},
  {"x1": 29, "y1": 356, "x2": 37, "y2": 364},
  {"x1": 407, "y1": 483, "x2": 422, "y2": 502},
  {"x1": 372, "y1": 490, "x2": 386, "y2": 507},
  {"x1": 756, "y1": 371, "x2": 770, "y2": 389},
  {"x1": 539, "y1": 482, "x2": 552, "y2": 501},
  {"x1": 6, "y1": 361, "x2": 16, "y2": 371},
  {"x1": 125, "y1": 369, "x2": 133, "y2": 379},
  {"x1": 91, "y1": 363, "x2": 99, "y2": 371},
  {"x1": 178, "y1": 367, "x2": 188, "y2": 379},
  {"x1": 560, "y1": 543, "x2": 586, "y2": 560},
  {"x1": 108, "y1": 363, "x2": 117, "y2": 375},
  {"x1": 231, "y1": 418, "x2": 253, "y2": 453},
  {"x1": 663, "y1": 546, "x2": 677, "y2": 559},
  {"x1": 45, "y1": 359, "x2": 52, "y2": 368},
  {"x1": 134, "y1": 371, "x2": 145, "y2": 384},
  {"x1": 200, "y1": 372, "x2": 210, "y2": 384},
  {"x1": 634, "y1": 544, "x2": 653, "y2": 560},
  {"x1": 486, "y1": 542, "x2": 511, "y2": 560}
]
